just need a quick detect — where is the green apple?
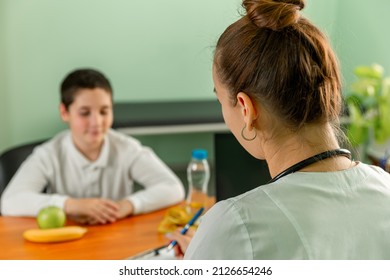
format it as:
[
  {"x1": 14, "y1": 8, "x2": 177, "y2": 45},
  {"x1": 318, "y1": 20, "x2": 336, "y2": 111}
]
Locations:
[{"x1": 37, "y1": 206, "x2": 66, "y2": 229}]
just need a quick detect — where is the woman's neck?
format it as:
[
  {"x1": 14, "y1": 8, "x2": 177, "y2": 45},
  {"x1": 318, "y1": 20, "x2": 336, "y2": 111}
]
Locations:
[{"x1": 264, "y1": 123, "x2": 353, "y2": 178}]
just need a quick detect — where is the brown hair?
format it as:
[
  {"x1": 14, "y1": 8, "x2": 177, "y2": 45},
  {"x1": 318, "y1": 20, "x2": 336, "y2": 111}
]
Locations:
[
  {"x1": 214, "y1": 0, "x2": 342, "y2": 130},
  {"x1": 60, "y1": 68, "x2": 113, "y2": 110}
]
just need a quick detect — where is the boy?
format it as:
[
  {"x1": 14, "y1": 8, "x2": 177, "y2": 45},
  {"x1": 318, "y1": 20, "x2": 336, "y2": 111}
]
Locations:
[{"x1": 1, "y1": 68, "x2": 185, "y2": 224}]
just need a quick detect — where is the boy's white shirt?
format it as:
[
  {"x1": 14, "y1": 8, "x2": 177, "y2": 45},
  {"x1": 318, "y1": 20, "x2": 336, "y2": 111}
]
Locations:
[{"x1": 1, "y1": 129, "x2": 185, "y2": 216}]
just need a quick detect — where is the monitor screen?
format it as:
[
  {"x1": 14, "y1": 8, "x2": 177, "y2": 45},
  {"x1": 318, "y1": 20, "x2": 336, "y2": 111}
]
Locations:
[{"x1": 214, "y1": 132, "x2": 271, "y2": 201}]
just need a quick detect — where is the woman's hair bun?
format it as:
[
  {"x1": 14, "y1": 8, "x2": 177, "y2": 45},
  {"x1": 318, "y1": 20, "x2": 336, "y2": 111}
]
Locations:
[{"x1": 243, "y1": 0, "x2": 305, "y2": 30}]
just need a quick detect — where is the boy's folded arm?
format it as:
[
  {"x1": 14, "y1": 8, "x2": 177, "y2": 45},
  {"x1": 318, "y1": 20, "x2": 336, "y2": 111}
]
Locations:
[
  {"x1": 1, "y1": 149, "x2": 59, "y2": 216},
  {"x1": 126, "y1": 148, "x2": 185, "y2": 215}
]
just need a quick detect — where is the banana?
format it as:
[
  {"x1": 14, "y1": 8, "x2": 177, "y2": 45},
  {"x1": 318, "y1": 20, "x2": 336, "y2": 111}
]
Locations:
[{"x1": 23, "y1": 226, "x2": 87, "y2": 243}]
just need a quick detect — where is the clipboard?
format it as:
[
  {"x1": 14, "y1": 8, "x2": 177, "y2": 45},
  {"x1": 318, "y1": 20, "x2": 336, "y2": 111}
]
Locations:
[
  {"x1": 125, "y1": 245, "x2": 177, "y2": 260},
  {"x1": 127, "y1": 207, "x2": 204, "y2": 260}
]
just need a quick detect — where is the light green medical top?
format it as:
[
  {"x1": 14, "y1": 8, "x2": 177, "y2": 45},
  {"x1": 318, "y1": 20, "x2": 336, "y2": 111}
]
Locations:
[{"x1": 185, "y1": 163, "x2": 390, "y2": 259}]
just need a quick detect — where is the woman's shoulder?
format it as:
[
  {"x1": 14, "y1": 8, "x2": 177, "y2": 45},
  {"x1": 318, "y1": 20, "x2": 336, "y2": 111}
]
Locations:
[
  {"x1": 227, "y1": 183, "x2": 277, "y2": 207},
  {"x1": 186, "y1": 187, "x2": 281, "y2": 259},
  {"x1": 353, "y1": 162, "x2": 390, "y2": 188},
  {"x1": 208, "y1": 186, "x2": 279, "y2": 223},
  {"x1": 358, "y1": 162, "x2": 390, "y2": 176}
]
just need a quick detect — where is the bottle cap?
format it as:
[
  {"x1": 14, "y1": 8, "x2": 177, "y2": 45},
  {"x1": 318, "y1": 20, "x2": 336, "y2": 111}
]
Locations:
[{"x1": 192, "y1": 149, "x2": 208, "y2": 160}]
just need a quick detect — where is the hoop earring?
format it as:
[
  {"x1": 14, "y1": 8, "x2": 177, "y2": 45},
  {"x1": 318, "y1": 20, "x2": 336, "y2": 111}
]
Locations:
[{"x1": 241, "y1": 124, "x2": 257, "y2": 141}]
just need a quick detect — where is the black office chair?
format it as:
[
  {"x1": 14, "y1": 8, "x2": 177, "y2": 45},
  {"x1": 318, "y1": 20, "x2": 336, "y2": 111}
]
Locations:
[{"x1": 0, "y1": 140, "x2": 45, "y2": 199}]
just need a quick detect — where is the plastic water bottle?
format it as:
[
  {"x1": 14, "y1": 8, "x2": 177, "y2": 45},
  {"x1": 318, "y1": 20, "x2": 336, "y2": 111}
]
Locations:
[{"x1": 186, "y1": 149, "x2": 210, "y2": 214}]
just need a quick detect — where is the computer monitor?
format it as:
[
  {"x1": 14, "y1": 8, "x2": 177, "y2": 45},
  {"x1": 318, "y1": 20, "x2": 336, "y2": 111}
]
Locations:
[{"x1": 214, "y1": 132, "x2": 271, "y2": 201}]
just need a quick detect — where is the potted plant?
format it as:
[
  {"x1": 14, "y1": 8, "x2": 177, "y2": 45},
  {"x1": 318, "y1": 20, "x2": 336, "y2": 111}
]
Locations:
[{"x1": 345, "y1": 64, "x2": 390, "y2": 164}]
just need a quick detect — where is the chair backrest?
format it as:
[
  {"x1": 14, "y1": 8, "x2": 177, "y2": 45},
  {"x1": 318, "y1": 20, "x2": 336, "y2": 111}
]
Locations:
[{"x1": 0, "y1": 140, "x2": 45, "y2": 198}]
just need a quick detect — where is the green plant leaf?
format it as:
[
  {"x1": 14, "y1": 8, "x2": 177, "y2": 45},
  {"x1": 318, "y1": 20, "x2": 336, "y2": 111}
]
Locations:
[
  {"x1": 346, "y1": 103, "x2": 369, "y2": 146},
  {"x1": 347, "y1": 123, "x2": 368, "y2": 146},
  {"x1": 345, "y1": 92, "x2": 363, "y2": 106},
  {"x1": 361, "y1": 96, "x2": 378, "y2": 109},
  {"x1": 354, "y1": 64, "x2": 383, "y2": 79},
  {"x1": 382, "y1": 77, "x2": 390, "y2": 98},
  {"x1": 345, "y1": 64, "x2": 390, "y2": 146},
  {"x1": 376, "y1": 98, "x2": 390, "y2": 143}
]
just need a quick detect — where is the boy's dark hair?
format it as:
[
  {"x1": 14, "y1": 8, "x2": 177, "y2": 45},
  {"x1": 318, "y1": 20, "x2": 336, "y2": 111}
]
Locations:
[{"x1": 60, "y1": 68, "x2": 113, "y2": 110}]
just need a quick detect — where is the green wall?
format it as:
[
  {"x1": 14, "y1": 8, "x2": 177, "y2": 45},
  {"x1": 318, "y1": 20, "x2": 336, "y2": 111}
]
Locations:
[
  {"x1": 0, "y1": 0, "x2": 241, "y2": 152},
  {"x1": 304, "y1": 0, "x2": 390, "y2": 88},
  {"x1": 2, "y1": 0, "x2": 390, "y2": 157},
  {"x1": 0, "y1": 1, "x2": 9, "y2": 152},
  {"x1": 304, "y1": 0, "x2": 338, "y2": 38},
  {"x1": 333, "y1": 0, "x2": 390, "y2": 87}
]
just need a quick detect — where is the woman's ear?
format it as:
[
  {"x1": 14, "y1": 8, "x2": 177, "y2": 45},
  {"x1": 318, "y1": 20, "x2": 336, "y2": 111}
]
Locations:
[
  {"x1": 59, "y1": 103, "x2": 69, "y2": 122},
  {"x1": 236, "y1": 92, "x2": 258, "y2": 130}
]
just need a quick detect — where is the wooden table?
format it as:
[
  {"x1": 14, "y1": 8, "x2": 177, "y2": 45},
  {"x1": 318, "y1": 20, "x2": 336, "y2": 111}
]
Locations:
[
  {"x1": 0, "y1": 207, "x2": 170, "y2": 260},
  {"x1": 0, "y1": 197, "x2": 215, "y2": 260}
]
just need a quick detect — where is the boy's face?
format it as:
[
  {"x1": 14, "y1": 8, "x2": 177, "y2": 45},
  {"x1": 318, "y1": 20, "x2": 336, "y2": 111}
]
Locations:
[{"x1": 60, "y1": 88, "x2": 113, "y2": 152}]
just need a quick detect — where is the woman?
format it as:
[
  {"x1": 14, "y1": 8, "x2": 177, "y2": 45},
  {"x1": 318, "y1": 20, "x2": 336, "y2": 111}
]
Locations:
[
  {"x1": 169, "y1": 0, "x2": 390, "y2": 259},
  {"x1": 1, "y1": 68, "x2": 184, "y2": 224}
]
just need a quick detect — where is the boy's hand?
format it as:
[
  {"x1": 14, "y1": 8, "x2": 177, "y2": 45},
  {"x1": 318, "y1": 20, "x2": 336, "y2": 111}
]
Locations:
[
  {"x1": 64, "y1": 198, "x2": 120, "y2": 224},
  {"x1": 116, "y1": 199, "x2": 134, "y2": 219}
]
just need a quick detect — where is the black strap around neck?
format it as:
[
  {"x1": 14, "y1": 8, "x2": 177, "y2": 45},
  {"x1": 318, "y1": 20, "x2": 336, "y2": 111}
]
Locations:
[{"x1": 268, "y1": 148, "x2": 352, "y2": 183}]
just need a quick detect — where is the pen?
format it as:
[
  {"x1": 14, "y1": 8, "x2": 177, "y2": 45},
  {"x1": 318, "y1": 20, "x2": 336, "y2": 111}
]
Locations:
[{"x1": 167, "y1": 207, "x2": 204, "y2": 251}]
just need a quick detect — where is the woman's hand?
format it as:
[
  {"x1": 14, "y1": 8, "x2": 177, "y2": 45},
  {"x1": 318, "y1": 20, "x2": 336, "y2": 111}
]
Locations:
[
  {"x1": 166, "y1": 227, "x2": 196, "y2": 258},
  {"x1": 64, "y1": 198, "x2": 120, "y2": 224}
]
